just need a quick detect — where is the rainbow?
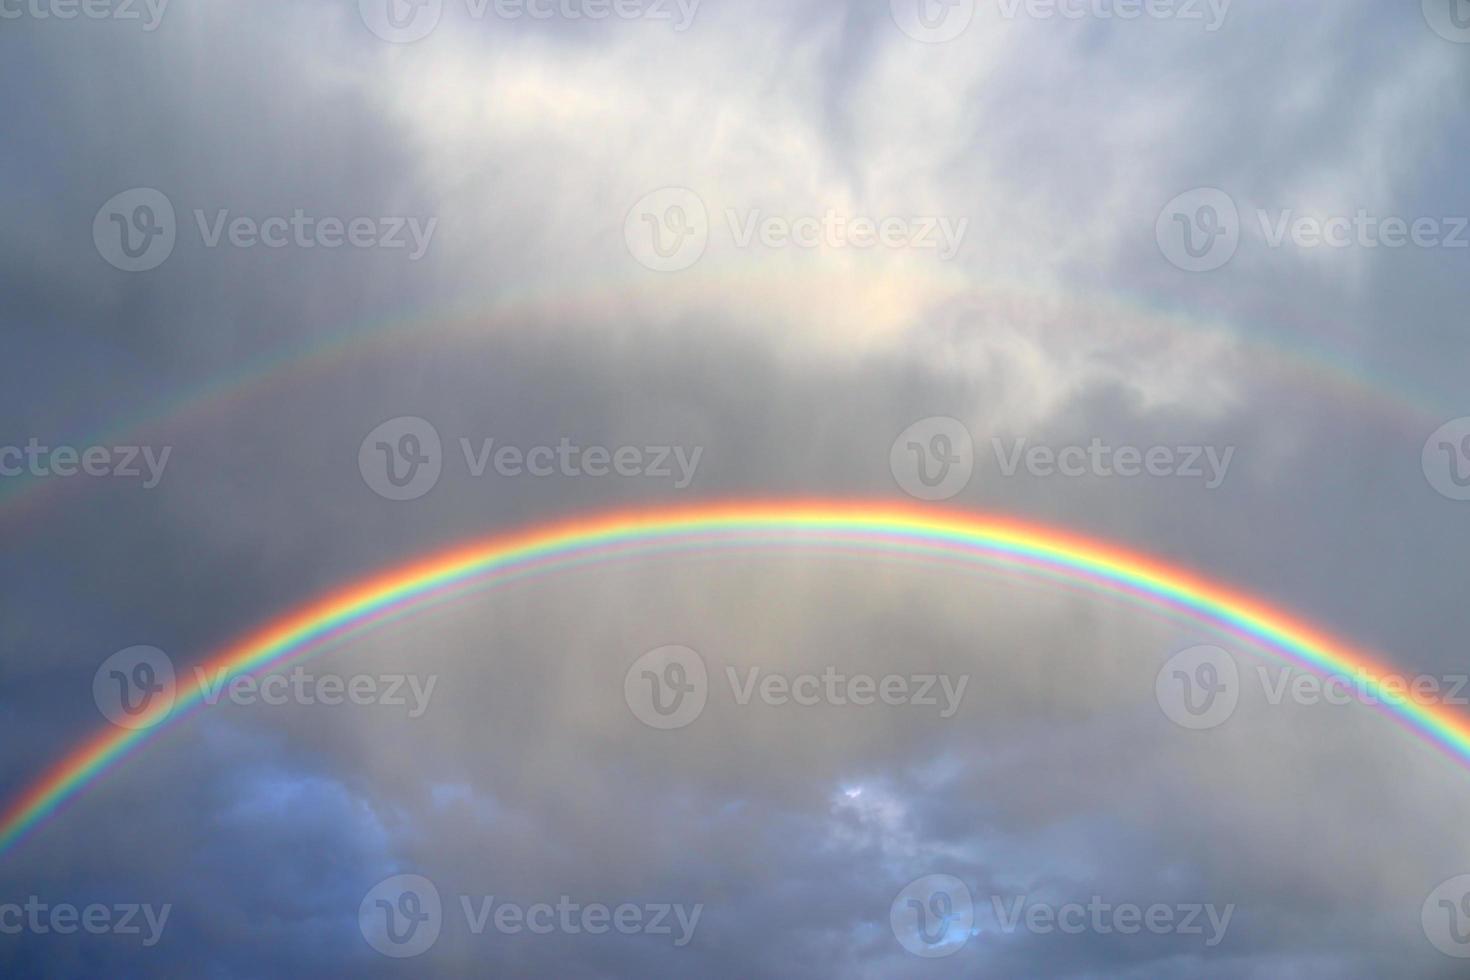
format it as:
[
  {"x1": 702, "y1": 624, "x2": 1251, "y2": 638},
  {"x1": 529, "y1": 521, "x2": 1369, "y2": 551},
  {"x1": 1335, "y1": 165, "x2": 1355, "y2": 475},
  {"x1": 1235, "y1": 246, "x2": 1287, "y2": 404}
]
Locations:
[
  {"x1": 0, "y1": 272, "x2": 1450, "y2": 524},
  {"x1": 2, "y1": 501, "x2": 1465, "y2": 856}
]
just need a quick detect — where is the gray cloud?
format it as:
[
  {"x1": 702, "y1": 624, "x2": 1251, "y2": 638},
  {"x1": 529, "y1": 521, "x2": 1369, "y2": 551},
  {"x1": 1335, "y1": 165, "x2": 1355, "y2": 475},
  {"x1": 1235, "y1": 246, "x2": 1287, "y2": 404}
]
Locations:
[{"x1": 2, "y1": 0, "x2": 1469, "y2": 976}]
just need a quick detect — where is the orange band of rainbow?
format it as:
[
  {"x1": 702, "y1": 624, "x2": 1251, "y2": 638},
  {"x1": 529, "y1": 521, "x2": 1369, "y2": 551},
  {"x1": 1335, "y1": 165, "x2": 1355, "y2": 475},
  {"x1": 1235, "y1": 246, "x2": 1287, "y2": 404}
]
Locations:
[{"x1": 3, "y1": 501, "x2": 1462, "y2": 856}]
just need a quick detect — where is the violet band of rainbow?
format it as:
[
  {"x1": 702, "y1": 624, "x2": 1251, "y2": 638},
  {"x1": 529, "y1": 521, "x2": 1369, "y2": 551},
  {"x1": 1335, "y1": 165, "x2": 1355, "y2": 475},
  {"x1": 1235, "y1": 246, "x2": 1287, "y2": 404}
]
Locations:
[{"x1": 3, "y1": 502, "x2": 1462, "y2": 856}]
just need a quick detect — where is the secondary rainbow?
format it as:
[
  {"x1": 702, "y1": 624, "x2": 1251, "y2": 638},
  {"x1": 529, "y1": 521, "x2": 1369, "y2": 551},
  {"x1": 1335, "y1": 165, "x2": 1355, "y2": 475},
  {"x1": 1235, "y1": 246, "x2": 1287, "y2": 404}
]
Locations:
[
  {"x1": 3, "y1": 501, "x2": 1465, "y2": 856},
  {"x1": 1, "y1": 272, "x2": 1449, "y2": 524}
]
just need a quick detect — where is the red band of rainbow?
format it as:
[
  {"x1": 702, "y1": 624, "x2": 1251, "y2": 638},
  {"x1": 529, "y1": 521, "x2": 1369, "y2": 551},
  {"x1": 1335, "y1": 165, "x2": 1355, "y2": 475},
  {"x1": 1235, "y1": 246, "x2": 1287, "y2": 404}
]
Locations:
[{"x1": 3, "y1": 501, "x2": 1463, "y2": 856}]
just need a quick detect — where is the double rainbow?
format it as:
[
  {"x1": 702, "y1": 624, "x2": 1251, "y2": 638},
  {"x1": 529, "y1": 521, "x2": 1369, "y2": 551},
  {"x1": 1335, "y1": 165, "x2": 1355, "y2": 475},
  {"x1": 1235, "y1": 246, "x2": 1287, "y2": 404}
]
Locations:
[{"x1": 3, "y1": 501, "x2": 1464, "y2": 856}]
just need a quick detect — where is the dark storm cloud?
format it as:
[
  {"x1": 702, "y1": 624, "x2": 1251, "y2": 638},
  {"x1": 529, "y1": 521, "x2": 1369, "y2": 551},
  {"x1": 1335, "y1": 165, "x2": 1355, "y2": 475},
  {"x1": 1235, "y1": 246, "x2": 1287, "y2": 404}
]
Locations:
[{"x1": 3, "y1": 0, "x2": 1469, "y2": 977}]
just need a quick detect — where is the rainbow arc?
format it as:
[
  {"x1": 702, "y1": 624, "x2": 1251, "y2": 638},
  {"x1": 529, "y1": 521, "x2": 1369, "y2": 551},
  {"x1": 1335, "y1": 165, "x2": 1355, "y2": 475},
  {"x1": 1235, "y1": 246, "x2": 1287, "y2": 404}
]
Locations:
[{"x1": 3, "y1": 501, "x2": 1461, "y2": 856}]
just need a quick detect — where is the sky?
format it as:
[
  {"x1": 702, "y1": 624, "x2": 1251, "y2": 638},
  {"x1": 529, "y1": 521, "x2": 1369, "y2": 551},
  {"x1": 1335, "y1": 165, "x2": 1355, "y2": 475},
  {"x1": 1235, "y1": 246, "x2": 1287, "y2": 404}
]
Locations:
[{"x1": 2, "y1": 0, "x2": 1470, "y2": 975}]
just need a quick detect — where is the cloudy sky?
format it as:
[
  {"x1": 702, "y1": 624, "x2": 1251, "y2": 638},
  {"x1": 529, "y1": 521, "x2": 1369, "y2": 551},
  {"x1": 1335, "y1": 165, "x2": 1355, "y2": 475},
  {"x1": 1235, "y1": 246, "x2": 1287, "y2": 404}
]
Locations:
[{"x1": 3, "y1": 0, "x2": 1470, "y2": 975}]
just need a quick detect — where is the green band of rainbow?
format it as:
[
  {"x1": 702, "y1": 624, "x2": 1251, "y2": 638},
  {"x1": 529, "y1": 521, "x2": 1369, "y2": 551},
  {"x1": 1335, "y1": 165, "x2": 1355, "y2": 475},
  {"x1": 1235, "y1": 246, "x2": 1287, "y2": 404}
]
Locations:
[{"x1": 3, "y1": 501, "x2": 1463, "y2": 856}]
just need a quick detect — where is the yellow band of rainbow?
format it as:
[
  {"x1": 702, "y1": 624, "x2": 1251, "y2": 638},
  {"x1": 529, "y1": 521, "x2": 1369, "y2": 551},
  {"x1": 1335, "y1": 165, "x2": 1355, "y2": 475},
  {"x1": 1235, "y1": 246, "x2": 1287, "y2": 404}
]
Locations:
[{"x1": 3, "y1": 501, "x2": 1462, "y2": 856}]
